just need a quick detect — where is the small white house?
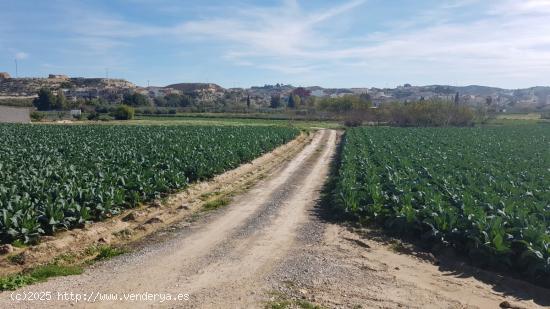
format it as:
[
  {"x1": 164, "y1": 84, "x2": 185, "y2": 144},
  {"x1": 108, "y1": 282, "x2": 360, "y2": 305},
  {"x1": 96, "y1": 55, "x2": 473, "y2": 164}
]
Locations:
[
  {"x1": 70, "y1": 109, "x2": 82, "y2": 118},
  {"x1": 310, "y1": 89, "x2": 326, "y2": 97}
]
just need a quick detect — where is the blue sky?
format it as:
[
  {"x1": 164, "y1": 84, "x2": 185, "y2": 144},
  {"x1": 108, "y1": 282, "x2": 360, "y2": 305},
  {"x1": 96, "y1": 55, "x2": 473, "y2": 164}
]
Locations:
[{"x1": 1, "y1": 0, "x2": 550, "y2": 88}]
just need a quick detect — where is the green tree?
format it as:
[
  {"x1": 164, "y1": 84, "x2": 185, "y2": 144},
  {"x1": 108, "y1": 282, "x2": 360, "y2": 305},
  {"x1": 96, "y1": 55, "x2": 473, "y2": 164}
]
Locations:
[
  {"x1": 359, "y1": 92, "x2": 372, "y2": 103},
  {"x1": 246, "y1": 95, "x2": 251, "y2": 109},
  {"x1": 165, "y1": 94, "x2": 180, "y2": 107},
  {"x1": 270, "y1": 95, "x2": 281, "y2": 108},
  {"x1": 154, "y1": 96, "x2": 167, "y2": 107},
  {"x1": 33, "y1": 88, "x2": 56, "y2": 111},
  {"x1": 163, "y1": 93, "x2": 192, "y2": 107},
  {"x1": 88, "y1": 98, "x2": 107, "y2": 106},
  {"x1": 316, "y1": 95, "x2": 371, "y2": 113},
  {"x1": 287, "y1": 94, "x2": 296, "y2": 108},
  {"x1": 294, "y1": 95, "x2": 301, "y2": 107},
  {"x1": 123, "y1": 93, "x2": 149, "y2": 106},
  {"x1": 52, "y1": 90, "x2": 68, "y2": 110},
  {"x1": 112, "y1": 105, "x2": 135, "y2": 120},
  {"x1": 60, "y1": 81, "x2": 74, "y2": 89}
]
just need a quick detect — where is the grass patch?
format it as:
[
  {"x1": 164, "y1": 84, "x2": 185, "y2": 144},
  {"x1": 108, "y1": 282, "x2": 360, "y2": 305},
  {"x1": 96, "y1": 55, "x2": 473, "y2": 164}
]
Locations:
[
  {"x1": 112, "y1": 228, "x2": 133, "y2": 239},
  {"x1": 265, "y1": 291, "x2": 325, "y2": 309},
  {"x1": 203, "y1": 197, "x2": 230, "y2": 210},
  {"x1": 0, "y1": 245, "x2": 125, "y2": 291},
  {"x1": 7, "y1": 253, "x2": 26, "y2": 265},
  {"x1": 295, "y1": 300, "x2": 324, "y2": 309},
  {"x1": 53, "y1": 252, "x2": 79, "y2": 264},
  {"x1": 267, "y1": 299, "x2": 293, "y2": 309},
  {"x1": 11, "y1": 239, "x2": 28, "y2": 248},
  {"x1": 85, "y1": 245, "x2": 127, "y2": 262},
  {"x1": 266, "y1": 299, "x2": 325, "y2": 309},
  {"x1": 0, "y1": 274, "x2": 36, "y2": 291},
  {"x1": 389, "y1": 240, "x2": 406, "y2": 253},
  {"x1": 28, "y1": 264, "x2": 83, "y2": 281},
  {"x1": 0, "y1": 264, "x2": 83, "y2": 291},
  {"x1": 131, "y1": 114, "x2": 342, "y2": 130},
  {"x1": 199, "y1": 191, "x2": 219, "y2": 201}
]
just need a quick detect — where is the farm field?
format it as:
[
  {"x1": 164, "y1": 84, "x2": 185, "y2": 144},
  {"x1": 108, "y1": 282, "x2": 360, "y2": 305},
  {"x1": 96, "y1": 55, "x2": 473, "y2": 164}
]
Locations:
[
  {"x1": 0, "y1": 124, "x2": 549, "y2": 308},
  {"x1": 336, "y1": 125, "x2": 550, "y2": 286},
  {"x1": 0, "y1": 124, "x2": 298, "y2": 244},
  {"x1": 115, "y1": 114, "x2": 340, "y2": 129}
]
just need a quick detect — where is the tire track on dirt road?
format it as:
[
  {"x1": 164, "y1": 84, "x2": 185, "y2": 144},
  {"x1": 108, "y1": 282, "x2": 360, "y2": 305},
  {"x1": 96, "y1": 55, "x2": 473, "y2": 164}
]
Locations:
[{"x1": 178, "y1": 129, "x2": 337, "y2": 308}]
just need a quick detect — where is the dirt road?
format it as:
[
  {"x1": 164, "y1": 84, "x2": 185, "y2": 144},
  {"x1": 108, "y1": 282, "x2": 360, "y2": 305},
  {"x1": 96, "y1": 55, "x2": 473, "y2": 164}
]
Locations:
[{"x1": 2, "y1": 129, "x2": 549, "y2": 308}]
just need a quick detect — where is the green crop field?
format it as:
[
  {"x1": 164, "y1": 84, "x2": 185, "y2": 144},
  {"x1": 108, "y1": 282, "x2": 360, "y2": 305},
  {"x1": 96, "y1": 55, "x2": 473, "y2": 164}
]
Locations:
[
  {"x1": 336, "y1": 125, "x2": 550, "y2": 285},
  {"x1": 0, "y1": 124, "x2": 298, "y2": 244}
]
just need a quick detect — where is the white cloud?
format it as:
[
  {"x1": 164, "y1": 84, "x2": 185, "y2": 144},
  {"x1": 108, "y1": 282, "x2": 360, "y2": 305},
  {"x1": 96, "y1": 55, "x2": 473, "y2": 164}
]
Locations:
[
  {"x1": 15, "y1": 52, "x2": 28, "y2": 60},
  {"x1": 491, "y1": 0, "x2": 550, "y2": 15},
  {"x1": 16, "y1": 0, "x2": 550, "y2": 87},
  {"x1": 441, "y1": 0, "x2": 480, "y2": 9},
  {"x1": 343, "y1": 4, "x2": 550, "y2": 78},
  {"x1": 173, "y1": 0, "x2": 366, "y2": 61},
  {"x1": 164, "y1": 0, "x2": 550, "y2": 86}
]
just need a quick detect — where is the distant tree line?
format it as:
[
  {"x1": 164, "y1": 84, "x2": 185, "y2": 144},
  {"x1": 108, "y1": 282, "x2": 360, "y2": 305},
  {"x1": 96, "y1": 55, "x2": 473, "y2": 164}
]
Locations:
[
  {"x1": 30, "y1": 86, "x2": 481, "y2": 126},
  {"x1": 153, "y1": 93, "x2": 193, "y2": 107},
  {"x1": 276, "y1": 93, "x2": 477, "y2": 127},
  {"x1": 122, "y1": 93, "x2": 149, "y2": 106},
  {"x1": 269, "y1": 87, "x2": 313, "y2": 109},
  {"x1": 315, "y1": 94, "x2": 372, "y2": 112},
  {"x1": 379, "y1": 100, "x2": 475, "y2": 126},
  {"x1": 270, "y1": 95, "x2": 282, "y2": 108},
  {"x1": 33, "y1": 88, "x2": 78, "y2": 111}
]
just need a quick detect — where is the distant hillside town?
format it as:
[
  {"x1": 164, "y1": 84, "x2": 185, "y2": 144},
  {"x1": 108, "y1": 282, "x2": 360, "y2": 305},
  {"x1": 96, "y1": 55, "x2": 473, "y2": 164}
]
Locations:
[{"x1": 0, "y1": 72, "x2": 549, "y2": 113}]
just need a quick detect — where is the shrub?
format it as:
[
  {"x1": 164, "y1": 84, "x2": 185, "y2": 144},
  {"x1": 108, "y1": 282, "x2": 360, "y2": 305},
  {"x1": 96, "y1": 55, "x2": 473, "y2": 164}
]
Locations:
[
  {"x1": 95, "y1": 105, "x2": 111, "y2": 114},
  {"x1": 112, "y1": 105, "x2": 135, "y2": 120},
  {"x1": 30, "y1": 111, "x2": 45, "y2": 121},
  {"x1": 316, "y1": 95, "x2": 372, "y2": 113},
  {"x1": 33, "y1": 88, "x2": 56, "y2": 111},
  {"x1": 122, "y1": 93, "x2": 149, "y2": 106},
  {"x1": 98, "y1": 114, "x2": 113, "y2": 121},
  {"x1": 381, "y1": 100, "x2": 475, "y2": 127},
  {"x1": 87, "y1": 111, "x2": 99, "y2": 121},
  {"x1": 343, "y1": 111, "x2": 364, "y2": 127}
]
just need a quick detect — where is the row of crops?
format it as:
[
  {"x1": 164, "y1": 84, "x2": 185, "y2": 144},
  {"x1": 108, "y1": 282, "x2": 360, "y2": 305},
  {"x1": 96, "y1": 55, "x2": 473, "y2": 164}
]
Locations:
[
  {"x1": 335, "y1": 125, "x2": 549, "y2": 286},
  {"x1": 0, "y1": 124, "x2": 298, "y2": 244}
]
